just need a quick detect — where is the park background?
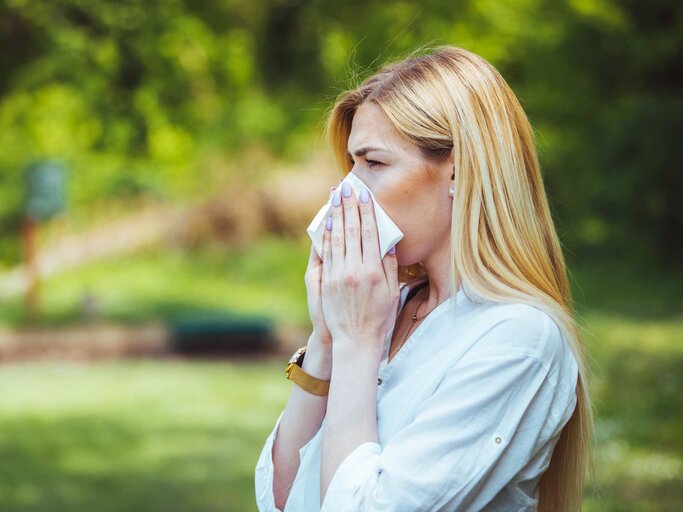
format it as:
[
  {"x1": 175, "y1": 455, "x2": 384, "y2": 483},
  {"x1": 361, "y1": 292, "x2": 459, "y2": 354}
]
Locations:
[{"x1": 0, "y1": 0, "x2": 681, "y2": 510}]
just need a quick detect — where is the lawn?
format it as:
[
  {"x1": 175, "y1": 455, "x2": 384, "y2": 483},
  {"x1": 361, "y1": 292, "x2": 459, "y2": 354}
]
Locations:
[
  {"x1": 0, "y1": 237, "x2": 680, "y2": 511},
  {"x1": 0, "y1": 357, "x2": 289, "y2": 512}
]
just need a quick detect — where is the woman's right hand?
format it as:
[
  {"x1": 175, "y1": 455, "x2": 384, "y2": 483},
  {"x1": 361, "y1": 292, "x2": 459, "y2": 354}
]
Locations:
[
  {"x1": 305, "y1": 186, "x2": 338, "y2": 348},
  {"x1": 305, "y1": 239, "x2": 333, "y2": 349}
]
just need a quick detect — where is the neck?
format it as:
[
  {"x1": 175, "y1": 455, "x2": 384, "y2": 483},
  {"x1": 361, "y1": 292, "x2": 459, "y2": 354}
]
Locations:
[{"x1": 416, "y1": 238, "x2": 453, "y2": 313}]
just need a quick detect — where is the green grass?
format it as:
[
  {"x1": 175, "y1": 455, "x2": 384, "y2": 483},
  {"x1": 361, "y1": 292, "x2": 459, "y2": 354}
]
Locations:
[
  {"x1": 580, "y1": 313, "x2": 683, "y2": 511},
  {"x1": 0, "y1": 358, "x2": 289, "y2": 512},
  {"x1": 0, "y1": 238, "x2": 681, "y2": 510}
]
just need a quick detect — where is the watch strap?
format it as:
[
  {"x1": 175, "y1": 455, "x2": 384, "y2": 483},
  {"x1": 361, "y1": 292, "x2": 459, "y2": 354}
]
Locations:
[{"x1": 285, "y1": 346, "x2": 330, "y2": 396}]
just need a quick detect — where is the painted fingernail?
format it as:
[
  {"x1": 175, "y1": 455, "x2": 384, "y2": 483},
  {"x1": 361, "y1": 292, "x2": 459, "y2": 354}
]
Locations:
[
  {"x1": 388, "y1": 244, "x2": 396, "y2": 254},
  {"x1": 325, "y1": 215, "x2": 332, "y2": 230},
  {"x1": 332, "y1": 188, "x2": 342, "y2": 207},
  {"x1": 342, "y1": 181, "x2": 352, "y2": 198},
  {"x1": 359, "y1": 188, "x2": 370, "y2": 203}
]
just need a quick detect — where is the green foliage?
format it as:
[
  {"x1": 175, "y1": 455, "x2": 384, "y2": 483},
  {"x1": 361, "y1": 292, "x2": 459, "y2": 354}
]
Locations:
[{"x1": 0, "y1": 0, "x2": 680, "y2": 267}]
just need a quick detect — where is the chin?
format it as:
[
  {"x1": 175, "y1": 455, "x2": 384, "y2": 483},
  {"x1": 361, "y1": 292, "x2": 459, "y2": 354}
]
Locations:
[{"x1": 394, "y1": 248, "x2": 417, "y2": 267}]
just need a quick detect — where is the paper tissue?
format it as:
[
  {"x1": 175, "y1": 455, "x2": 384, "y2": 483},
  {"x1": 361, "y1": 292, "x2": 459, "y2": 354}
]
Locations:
[{"x1": 307, "y1": 172, "x2": 404, "y2": 260}]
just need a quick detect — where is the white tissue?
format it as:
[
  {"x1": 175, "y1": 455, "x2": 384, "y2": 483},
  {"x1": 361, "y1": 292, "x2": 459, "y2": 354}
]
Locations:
[{"x1": 307, "y1": 172, "x2": 404, "y2": 260}]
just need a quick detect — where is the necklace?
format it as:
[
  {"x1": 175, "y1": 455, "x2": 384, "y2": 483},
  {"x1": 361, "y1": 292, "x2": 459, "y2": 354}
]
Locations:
[{"x1": 388, "y1": 286, "x2": 434, "y2": 362}]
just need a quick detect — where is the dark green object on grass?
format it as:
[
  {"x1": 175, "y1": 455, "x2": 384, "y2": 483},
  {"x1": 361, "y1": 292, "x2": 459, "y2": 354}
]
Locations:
[{"x1": 169, "y1": 312, "x2": 277, "y2": 355}]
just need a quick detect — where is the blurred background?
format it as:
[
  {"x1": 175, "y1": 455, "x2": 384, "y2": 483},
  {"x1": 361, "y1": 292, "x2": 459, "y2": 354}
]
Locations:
[{"x1": 0, "y1": 0, "x2": 681, "y2": 510}]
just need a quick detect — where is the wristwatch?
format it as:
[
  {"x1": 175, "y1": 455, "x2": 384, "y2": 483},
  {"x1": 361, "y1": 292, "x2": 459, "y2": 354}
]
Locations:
[{"x1": 285, "y1": 346, "x2": 330, "y2": 396}]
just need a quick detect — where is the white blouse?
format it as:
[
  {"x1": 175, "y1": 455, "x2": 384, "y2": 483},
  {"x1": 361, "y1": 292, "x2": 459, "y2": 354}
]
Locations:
[{"x1": 254, "y1": 278, "x2": 579, "y2": 511}]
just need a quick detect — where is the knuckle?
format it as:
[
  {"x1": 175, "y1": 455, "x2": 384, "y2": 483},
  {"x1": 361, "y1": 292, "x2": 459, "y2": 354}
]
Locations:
[
  {"x1": 346, "y1": 223, "x2": 360, "y2": 239},
  {"x1": 365, "y1": 271, "x2": 383, "y2": 285},
  {"x1": 362, "y1": 226, "x2": 377, "y2": 239},
  {"x1": 331, "y1": 233, "x2": 343, "y2": 247},
  {"x1": 361, "y1": 203, "x2": 375, "y2": 218},
  {"x1": 343, "y1": 273, "x2": 359, "y2": 287}
]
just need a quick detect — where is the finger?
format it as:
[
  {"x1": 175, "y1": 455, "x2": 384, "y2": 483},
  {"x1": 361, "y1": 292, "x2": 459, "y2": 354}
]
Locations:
[
  {"x1": 330, "y1": 186, "x2": 345, "y2": 271},
  {"x1": 322, "y1": 211, "x2": 333, "y2": 279},
  {"x1": 340, "y1": 180, "x2": 361, "y2": 268},
  {"x1": 306, "y1": 243, "x2": 324, "y2": 299},
  {"x1": 309, "y1": 241, "x2": 321, "y2": 266},
  {"x1": 311, "y1": 187, "x2": 335, "y2": 270},
  {"x1": 358, "y1": 186, "x2": 381, "y2": 266},
  {"x1": 382, "y1": 244, "x2": 400, "y2": 299}
]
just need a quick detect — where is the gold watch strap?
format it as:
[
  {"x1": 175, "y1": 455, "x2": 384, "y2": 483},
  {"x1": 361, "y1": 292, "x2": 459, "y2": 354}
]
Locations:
[{"x1": 285, "y1": 350, "x2": 330, "y2": 396}]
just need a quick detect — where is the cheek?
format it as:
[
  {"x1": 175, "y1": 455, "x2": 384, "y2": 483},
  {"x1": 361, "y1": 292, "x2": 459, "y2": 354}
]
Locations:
[
  {"x1": 388, "y1": 195, "x2": 446, "y2": 243},
  {"x1": 369, "y1": 169, "x2": 423, "y2": 227},
  {"x1": 372, "y1": 188, "x2": 407, "y2": 227}
]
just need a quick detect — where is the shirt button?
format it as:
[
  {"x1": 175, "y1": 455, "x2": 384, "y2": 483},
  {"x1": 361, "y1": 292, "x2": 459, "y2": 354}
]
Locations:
[
  {"x1": 495, "y1": 437, "x2": 502, "y2": 444},
  {"x1": 377, "y1": 377, "x2": 383, "y2": 385}
]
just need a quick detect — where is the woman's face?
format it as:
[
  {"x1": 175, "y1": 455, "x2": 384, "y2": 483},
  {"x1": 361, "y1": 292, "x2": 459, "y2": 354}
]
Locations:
[{"x1": 347, "y1": 101, "x2": 454, "y2": 266}]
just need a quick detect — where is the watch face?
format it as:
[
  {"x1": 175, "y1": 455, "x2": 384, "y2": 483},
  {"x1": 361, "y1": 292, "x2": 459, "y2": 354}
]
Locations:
[{"x1": 288, "y1": 347, "x2": 305, "y2": 365}]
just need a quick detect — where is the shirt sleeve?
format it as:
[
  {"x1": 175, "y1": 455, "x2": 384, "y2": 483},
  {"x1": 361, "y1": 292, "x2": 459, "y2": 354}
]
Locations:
[
  {"x1": 320, "y1": 341, "x2": 575, "y2": 511},
  {"x1": 254, "y1": 410, "x2": 286, "y2": 512}
]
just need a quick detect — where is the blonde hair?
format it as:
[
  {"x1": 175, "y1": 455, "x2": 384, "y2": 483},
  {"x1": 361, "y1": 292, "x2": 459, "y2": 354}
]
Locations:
[{"x1": 324, "y1": 44, "x2": 595, "y2": 511}]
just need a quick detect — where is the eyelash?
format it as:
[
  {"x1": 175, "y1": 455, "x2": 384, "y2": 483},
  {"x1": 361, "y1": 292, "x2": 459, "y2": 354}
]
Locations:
[{"x1": 348, "y1": 158, "x2": 383, "y2": 168}]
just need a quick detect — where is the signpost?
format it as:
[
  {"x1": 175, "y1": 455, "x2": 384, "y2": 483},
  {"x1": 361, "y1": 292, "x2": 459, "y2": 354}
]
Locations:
[{"x1": 22, "y1": 160, "x2": 67, "y2": 316}]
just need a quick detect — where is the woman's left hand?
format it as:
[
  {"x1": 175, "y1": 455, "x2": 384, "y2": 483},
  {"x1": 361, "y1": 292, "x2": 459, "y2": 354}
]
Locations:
[{"x1": 321, "y1": 181, "x2": 400, "y2": 360}]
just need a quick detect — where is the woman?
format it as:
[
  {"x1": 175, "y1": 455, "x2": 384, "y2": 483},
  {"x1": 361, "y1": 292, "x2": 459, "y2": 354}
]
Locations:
[{"x1": 255, "y1": 45, "x2": 594, "y2": 511}]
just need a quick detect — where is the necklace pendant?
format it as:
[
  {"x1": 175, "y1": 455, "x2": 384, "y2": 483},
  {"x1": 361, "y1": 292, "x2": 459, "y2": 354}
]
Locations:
[{"x1": 412, "y1": 314, "x2": 417, "y2": 321}]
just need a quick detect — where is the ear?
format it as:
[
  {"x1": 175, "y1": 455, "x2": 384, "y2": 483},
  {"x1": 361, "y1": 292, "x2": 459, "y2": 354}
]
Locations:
[
  {"x1": 450, "y1": 147, "x2": 455, "y2": 178},
  {"x1": 450, "y1": 146, "x2": 455, "y2": 182}
]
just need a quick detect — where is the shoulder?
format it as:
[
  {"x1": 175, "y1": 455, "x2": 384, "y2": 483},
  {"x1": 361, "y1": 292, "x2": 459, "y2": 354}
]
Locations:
[
  {"x1": 458, "y1": 301, "x2": 579, "y2": 423},
  {"x1": 471, "y1": 302, "x2": 574, "y2": 379}
]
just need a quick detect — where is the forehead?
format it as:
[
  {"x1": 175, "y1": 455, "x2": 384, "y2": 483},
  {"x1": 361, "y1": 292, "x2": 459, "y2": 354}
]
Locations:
[{"x1": 348, "y1": 102, "x2": 412, "y2": 152}]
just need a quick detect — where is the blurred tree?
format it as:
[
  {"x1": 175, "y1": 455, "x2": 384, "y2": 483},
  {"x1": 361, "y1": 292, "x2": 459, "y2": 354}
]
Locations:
[{"x1": 0, "y1": 0, "x2": 679, "y2": 268}]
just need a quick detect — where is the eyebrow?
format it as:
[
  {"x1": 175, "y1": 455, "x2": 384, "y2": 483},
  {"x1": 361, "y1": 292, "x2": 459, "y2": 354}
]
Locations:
[{"x1": 346, "y1": 146, "x2": 386, "y2": 158}]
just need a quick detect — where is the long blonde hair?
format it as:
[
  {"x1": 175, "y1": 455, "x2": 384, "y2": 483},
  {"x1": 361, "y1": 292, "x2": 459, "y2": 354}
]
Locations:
[{"x1": 323, "y1": 44, "x2": 595, "y2": 511}]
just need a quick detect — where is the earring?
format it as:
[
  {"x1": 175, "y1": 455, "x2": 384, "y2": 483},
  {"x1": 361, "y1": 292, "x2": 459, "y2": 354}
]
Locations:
[{"x1": 448, "y1": 186, "x2": 454, "y2": 198}]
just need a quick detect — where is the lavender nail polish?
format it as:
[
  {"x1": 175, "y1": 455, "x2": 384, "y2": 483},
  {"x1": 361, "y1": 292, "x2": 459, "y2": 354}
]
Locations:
[{"x1": 332, "y1": 188, "x2": 342, "y2": 207}]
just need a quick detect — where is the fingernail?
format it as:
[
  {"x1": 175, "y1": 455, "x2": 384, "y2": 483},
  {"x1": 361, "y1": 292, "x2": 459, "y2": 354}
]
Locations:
[
  {"x1": 388, "y1": 245, "x2": 396, "y2": 255},
  {"x1": 325, "y1": 215, "x2": 332, "y2": 230},
  {"x1": 342, "y1": 181, "x2": 352, "y2": 198},
  {"x1": 359, "y1": 188, "x2": 370, "y2": 203},
  {"x1": 332, "y1": 188, "x2": 341, "y2": 207}
]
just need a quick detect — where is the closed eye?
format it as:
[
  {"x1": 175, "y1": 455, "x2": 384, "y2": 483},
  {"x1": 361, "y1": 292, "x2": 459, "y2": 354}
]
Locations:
[{"x1": 348, "y1": 157, "x2": 383, "y2": 169}]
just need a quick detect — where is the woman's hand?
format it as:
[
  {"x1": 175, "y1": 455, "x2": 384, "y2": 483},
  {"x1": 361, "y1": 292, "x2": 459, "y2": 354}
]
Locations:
[
  {"x1": 304, "y1": 189, "x2": 337, "y2": 349},
  {"x1": 305, "y1": 185, "x2": 345, "y2": 348},
  {"x1": 321, "y1": 180, "x2": 400, "y2": 360}
]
